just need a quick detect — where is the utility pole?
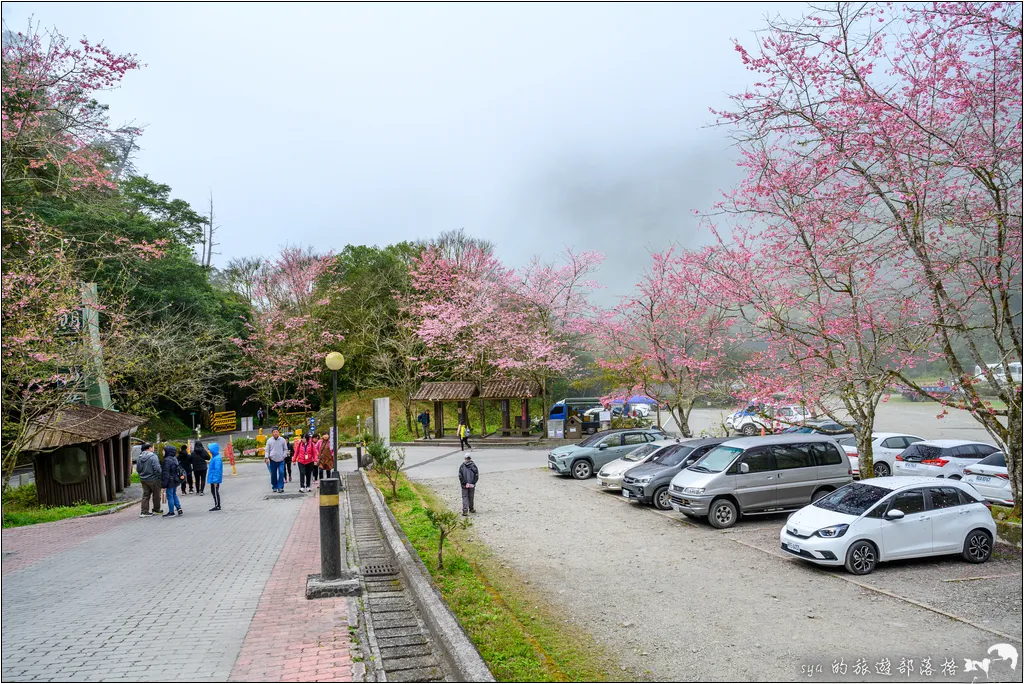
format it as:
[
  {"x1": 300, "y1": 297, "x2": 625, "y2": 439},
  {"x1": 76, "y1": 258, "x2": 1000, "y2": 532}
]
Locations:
[{"x1": 205, "y1": 191, "x2": 218, "y2": 270}]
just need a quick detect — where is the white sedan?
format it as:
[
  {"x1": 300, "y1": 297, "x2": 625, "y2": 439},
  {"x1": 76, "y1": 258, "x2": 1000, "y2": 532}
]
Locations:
[
  {"x1": 893, "y1": 439, "x2": 999, "y2": 479},
  {"x1": 835, "y1": 432, "x2": 924, "y2": 478},
  {"x1": 964, "y1": 452, "x2": 1013, "y2": 506},
  {"x1": 596, "y1": 439, "x2": 676, "y2": 490},
  {"x1": 779, "y1": 477, "x2": 995, "y2": 575}
]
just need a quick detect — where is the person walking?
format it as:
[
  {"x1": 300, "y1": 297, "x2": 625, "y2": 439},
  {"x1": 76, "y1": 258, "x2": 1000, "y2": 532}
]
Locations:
[
  {"x1": 459, "y1": 454, "x2": 479, "y2": 516},
  {"x1": 207, "y1": 442, "x2": 224, "y2": 511},
  {"x1": 192, "y1": 441, "x2": 210, "y2": 495},
  {"x1": 418, "y1": 410, "x2": 431, "y2": 439},
  {"x1": 458, "y1": 422, "x2": 472, "y2": 451},
  {"x1": 179, "y1": 442, "x2": 194, "y2": 495},
  {"x1": 161, "y1": 445, "x2": 184, "y2": 517},
  {"x1": 256, "y1": 407, "x2": 264, "y2": 427},
  {"x1": 294, "y1": 433, "x2": 315, "y2": 492},
  {"x1": 285, "y1": 434, "x2": 295, "y2": 484},
  {"x1": 265, "y1": 428, "x2": 288, "y2": 492},
  {"x1": 317, "y1": 432, "x2": 335, "y2": 480},
  {"x1": 136, "y1": 443, "x2": 163, "y2": 517}
]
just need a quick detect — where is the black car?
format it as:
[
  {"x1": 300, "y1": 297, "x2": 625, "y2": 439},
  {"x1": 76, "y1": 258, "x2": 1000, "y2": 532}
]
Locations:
[{"x1": 619, "y1": 437, "x2": 728, "y2": 510}]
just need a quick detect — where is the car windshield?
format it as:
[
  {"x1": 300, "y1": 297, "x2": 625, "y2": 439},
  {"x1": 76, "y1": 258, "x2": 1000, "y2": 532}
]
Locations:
[
  {"x1": 978, "y1": 451, "x2": 1006, "y2": 468},
  {"x1": 901, "y1": 444, "x2": 944, "y2": 462},
  {"x1": 814, "y1": 483, "x2": 890, "y2": 516},
  {"x1": 836, "y1": 435, "x2": 858, "y2": 447},
  {"x1": 624, "y1": 444, "x2": 658, "y2": 461},
  {"x1": 650, "y1": 445, "x2": 694, "y2": 466},
  {"x1": 689, "y1": 446, "x2": 741, "y2": 473}
]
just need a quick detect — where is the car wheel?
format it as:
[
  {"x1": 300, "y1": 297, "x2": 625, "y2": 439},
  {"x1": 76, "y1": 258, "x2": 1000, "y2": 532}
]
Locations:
[
  {"x1": 811, "y1": 487, "x2": 832, "y2": 503},
  {"x1": 652, "y1": 486, "x2": 671, "y2": 511},
  {"x1": 844, "y1": 540, "x2": 878, "y2": 575},
  {"x1": 873, "y1": 462, "x2": 890, "y2": 478},
  {"x1": 708, "y1": 498, "x2": 738, "y2": 529},
  {"x1": 741, "y1": 424, "x2": 758, "y2": 437},
  {"x1": 571, "y1": 460, "x2": 592, "y2": 480},
  {"x1": 962, "y1": 529, "x2": 992, "y2": 564}
]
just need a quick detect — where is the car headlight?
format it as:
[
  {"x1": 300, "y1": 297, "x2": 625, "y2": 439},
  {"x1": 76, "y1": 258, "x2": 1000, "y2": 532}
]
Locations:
[
  {"x1": 634, "y1": 476, "x2": 652, "y2": 484},
  {"x1": 683, "y1": 487, "x2": 705, "y2": 495},
  {"x1": 814, "y1": 524, "x2": 849, "y2": 538}
]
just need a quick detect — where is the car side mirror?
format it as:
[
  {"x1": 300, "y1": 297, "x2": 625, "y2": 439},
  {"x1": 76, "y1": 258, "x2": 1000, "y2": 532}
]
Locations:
[
  {"x1": 739, "y1": 463, "x2": 750, "y2": 474},
  {"x1": 885, "y1": 509, "x2": 905, "y2": 521},
  {"x1": 598, "y1": 444, "x2": 607, "y2": 450}
]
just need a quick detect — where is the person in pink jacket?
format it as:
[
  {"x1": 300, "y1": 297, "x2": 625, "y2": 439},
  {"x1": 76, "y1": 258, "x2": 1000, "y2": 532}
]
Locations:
[{"x1": 295, "y1": 432, "x2": 317, "y2": 492}]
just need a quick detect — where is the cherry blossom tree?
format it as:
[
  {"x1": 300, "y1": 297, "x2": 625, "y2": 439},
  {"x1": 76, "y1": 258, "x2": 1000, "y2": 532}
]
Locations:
[
  {"x1": 2, "y1": 22, "x2": 142, "y2": 199},
  {"x1": 716, "y1": 2, "x2": 1021, "y2": 504},
  {"x1": 598, "y1": 248, "x2": 737, "y2": 438},
  {"x1": 232, "y1": 246, "x2": 343, "y2": 414}
]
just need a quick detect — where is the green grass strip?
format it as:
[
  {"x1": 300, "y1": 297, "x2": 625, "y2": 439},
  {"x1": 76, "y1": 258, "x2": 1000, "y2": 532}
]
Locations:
[{"x1": 370, "y1": 472, "x2": 629, "y2": 682}]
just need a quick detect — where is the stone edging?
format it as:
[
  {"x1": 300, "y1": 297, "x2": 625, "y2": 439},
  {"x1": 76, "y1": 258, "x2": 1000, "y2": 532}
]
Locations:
[
  {"x1": 79, "y1": 498, "x2": 141, "y2": 518},
  {"x1": 996, "y1": 520, "x2": 1022, "y2": 548},
  {"x1": 359, "y1": 471, "x2": 495, "y2": 683}
]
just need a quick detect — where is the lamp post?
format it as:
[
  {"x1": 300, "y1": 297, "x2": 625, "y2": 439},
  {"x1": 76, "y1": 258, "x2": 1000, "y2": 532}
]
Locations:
[{"x1": 325, "y1": 352, "x2": 344, "y2": 477}]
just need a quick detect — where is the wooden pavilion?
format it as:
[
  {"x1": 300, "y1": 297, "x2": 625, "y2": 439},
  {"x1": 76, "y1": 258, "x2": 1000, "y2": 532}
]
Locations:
[
  {"x1": 411, "y1": 381, "x2": 479, "y2": 439},
  {"x1": 480, "y1": 380, "x2": 540, "y2": 437},
  {"x1": 24, "y1": 404, "x2": 147, "y2": 507}
]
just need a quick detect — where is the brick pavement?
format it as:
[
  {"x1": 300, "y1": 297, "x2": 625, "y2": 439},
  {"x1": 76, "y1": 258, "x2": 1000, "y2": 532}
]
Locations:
[
  {"x1": 228, "y1": 495, "x2": 354, "y2": 682},
  {"x1": 1, "y1": 462, "x2": 353, "y2": 682}
]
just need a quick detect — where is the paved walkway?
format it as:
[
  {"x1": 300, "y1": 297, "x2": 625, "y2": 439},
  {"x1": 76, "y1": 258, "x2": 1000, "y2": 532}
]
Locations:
[{"x1": 1, "y1": 462, "x2": 355, "y2": 682}]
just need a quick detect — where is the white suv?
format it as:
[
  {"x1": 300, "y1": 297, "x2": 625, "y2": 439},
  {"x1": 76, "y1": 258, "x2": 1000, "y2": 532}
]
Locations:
[
  {"x1": 726, "y1": 404, "x2": 813, "y2": 436},
  {"x1": 893, "y1": 440, "x2": 999, "y2": 480}
]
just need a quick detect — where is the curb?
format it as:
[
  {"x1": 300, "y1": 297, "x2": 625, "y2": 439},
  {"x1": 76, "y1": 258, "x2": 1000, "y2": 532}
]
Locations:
[
  {"x1": 360, "y1": 471, "x2": 495, "y2": 683},
  {"x1": 80, "y1": 498, "x2": 141, "y2": 518},
  {"x1": 996, "y1": 519, "x2": 1022, "y2": 548}
]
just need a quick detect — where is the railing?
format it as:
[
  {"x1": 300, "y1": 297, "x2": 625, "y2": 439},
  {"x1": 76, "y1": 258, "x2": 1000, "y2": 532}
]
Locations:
[
  {"x1": 210, "y1": 411, "x2": 236, "y2": 432},
  {"x1": 277, "y1": 411, "x2": 311, "y2": 429}
]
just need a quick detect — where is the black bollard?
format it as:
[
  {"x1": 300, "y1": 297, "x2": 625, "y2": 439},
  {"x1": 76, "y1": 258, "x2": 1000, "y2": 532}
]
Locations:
[
  {"x1": 318, "y1": 478, "x2": 342, "y2": 580},
  {"x1": 356, "y1": 444, "x2": 363, "y2": 470}
]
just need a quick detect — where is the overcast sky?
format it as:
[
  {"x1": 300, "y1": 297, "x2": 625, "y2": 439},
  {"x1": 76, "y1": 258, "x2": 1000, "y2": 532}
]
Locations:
[{"x1": 3, "y1": 2, "x2": 794, "y2": 300}]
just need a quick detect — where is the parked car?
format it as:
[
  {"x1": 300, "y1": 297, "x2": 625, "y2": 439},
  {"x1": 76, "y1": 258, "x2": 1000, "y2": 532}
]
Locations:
[
  {"x1": 668, "y1": 434, "x2": 853, "y2": 529},
  {"x1": 621, "y1": 438, "x2": 728, "y2": 510},
  {"x1": 893, "y1": 439, "x2": 999, "y2": 480},
  {"x1": 779, "y1": 477, "x2": 995, "y2": 575},
  {"x1": 835, "y1": 433, "x2": 924, "y2": 478},
  {"x1": 597, "y1": 439, "x2": 676, "y2": 490},
  {"x1": 780, "y1": 419, "x2": 851, "y2": 436},
  {"x1": 548, "y1": 428, "x2": 666, "y2": 480},
  {"x1": 963, "y1": 451, "x2": 1013, "y2": 506},
  {"x1": 726, "y1": 404, "x2": 814, "y2": 436}
]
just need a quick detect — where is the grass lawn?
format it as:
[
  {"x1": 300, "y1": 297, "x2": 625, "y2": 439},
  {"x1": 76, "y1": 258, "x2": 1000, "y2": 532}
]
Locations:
[
  {"x1": 2, "y1": 484, "x2": 120, "y2": 528},
  {"x1": 369, "y1": 472, "x2": 628, "y2": 682}
]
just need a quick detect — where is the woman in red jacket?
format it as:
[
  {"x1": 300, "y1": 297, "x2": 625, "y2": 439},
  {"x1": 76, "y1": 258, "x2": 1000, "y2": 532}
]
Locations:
[{"x1": 295, "y1": 432, "x2": 316, "y2": 492}]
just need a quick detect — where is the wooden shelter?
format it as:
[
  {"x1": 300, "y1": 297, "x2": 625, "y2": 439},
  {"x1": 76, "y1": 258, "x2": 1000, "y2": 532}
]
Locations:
[
  {"x1": 24, "y1": 404, "x2": 147, "y2": 507},
  {"x1": 411, "y1": 382, "x2": 479, "y2": 438},
  {"x1": 480, "y1": 379, "x2": 540, "y2": 437}
]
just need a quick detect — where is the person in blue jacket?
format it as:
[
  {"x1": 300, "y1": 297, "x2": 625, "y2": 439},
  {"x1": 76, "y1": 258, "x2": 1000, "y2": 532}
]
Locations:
[
  {"x1": 161, "y1": 445, "x2": 184, "y2": 517},
  {"x1": 207, "y1": 442, "x2": 224, "y2": 511}
]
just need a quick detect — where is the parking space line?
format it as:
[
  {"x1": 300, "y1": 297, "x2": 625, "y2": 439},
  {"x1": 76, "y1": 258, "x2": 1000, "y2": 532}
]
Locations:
[{"x1": 940, "y1": 574, "x2": 1019, "y2": 582}]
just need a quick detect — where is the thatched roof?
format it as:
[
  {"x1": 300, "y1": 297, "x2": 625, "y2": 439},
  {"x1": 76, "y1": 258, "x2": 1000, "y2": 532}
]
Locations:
[
  {"x1": 411, "y1": 382, "x2": 479, "y2": 401},
  {"x1": 480, "y1": 379, "x2": 541, "y2": 399},
  {"x1": 23, "y1": 404, "x2": 147, "y2": 452}
]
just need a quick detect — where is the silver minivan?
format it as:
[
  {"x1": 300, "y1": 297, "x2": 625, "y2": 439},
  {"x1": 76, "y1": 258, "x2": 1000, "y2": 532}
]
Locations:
[{"x1": 668, "y1": 435, "x2": 853, "y2": 529}]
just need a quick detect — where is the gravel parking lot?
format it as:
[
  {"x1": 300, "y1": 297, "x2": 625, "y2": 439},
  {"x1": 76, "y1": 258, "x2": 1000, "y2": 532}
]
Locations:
[{"x1": 420, "y1": 467, "x2": 1023, "y2": 683}]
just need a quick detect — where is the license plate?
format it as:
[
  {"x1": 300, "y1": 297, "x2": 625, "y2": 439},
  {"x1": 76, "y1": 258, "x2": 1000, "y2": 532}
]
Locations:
[
  {"x1": 600, "y1": 480, "x2": 610, "y2": 487},
  {"x1": 621, "y1": 489, "x2": 631, "y2": 498},
  {"x1": 905, "y1": 462, "x2": 917, "y2": 468},
  {"x1": 784, "y1": 541, "x2": 801, "y2": 553},
  {"x1": 974, "y1": 475, "x2": 992, "y2": 483}
]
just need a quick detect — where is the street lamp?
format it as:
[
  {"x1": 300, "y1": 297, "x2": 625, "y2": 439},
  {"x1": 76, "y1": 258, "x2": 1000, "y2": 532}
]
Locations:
[{"x1": 325, "y1": 352, "x2": 344, "y2": 476}]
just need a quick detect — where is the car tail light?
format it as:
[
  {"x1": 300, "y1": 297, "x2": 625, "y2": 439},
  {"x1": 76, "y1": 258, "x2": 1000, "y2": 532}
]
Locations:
[
  {"x1": 895, "y1": 454, "x2": 903, "y2": 461},
  {"x1": 964, "y1": 468, "x2": 974, "y2": 476},
  {"x1": 996, "y1": 473, "x2": 1010, "y2": 480},
  {"x1": 921, "y1": 458, "x2": 949, "y2": 467}
]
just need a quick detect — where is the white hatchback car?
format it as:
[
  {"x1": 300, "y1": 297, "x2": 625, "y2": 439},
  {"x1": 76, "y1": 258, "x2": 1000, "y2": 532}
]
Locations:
[
  {"x1": 893, "y1": 439, "x2": 999, "y2": 479},
  {"x1": 596, "y1": 439, "x2": 675, "y2": 490},
  {"x1": 835, "y1": 433, "x2": 924, "y2": 479},
  {"x1": 963, "y1": 452, "x2": 1014, "y2": 506},
  {"x1": 780, "y1": 477, "x2": 995, "y2": 575}
]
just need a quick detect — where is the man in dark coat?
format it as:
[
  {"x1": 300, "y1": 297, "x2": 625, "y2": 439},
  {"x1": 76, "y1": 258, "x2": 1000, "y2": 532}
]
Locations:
[
  {"x1": 458, "y1": 454, "x2": 479, "y2": 516},
  {"x1": 192, "y1": 441, "x2": 210, "y2": 495},
  {"x1": 160, "y1": 445, "x2": 184, "y2": 517}
]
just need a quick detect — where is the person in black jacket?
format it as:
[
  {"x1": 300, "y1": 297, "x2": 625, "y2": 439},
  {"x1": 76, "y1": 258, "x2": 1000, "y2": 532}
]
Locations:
[
  {"x1": 192, "y1": 441, "x2": 210, "y2": 495},
  {"x1": 161, "y1": 445, "x2": 184, "y2": 517},
  {"x1": 285, "y1": 436, "x2": 295, "y2": 484},
  {"x1": 178, "y1": 443, "x2": 194, "y2": 495},
  {"x1": 458, "y1": 454, "x2": 479, "y2": 516}
]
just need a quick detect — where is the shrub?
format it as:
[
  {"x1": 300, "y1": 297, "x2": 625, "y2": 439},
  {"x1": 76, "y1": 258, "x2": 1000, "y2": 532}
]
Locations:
[
  {"x1": 424, "y1": 507, "x2": 471, "y2": 570},
  {"x1": 368, "y1": 438, "x2": 405, "y2": 498}
]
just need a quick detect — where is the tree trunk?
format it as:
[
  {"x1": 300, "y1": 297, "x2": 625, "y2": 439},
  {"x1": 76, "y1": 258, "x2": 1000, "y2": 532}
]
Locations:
[
  {"x1": 674, "y1": 404, "x2": 692, "y2": 438},
  {"x1": 1006, "y1": 407, "x2": 1022, "y2": 517},
  {"x1": 855, "y1": 426, "x2": 874, "y2": 479},
  {"x1": 479, "y1": 397, "x2": 486, "y2": 437},
  {"x1": 541, "y1": 377, "x2": 548, "y2": 434},
  {"x1": 405, "y1": 399, "x2": 413, "y2": 432}
]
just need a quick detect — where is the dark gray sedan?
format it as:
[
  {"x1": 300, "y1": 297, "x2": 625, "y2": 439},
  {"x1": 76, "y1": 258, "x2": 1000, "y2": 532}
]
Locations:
[{"x1": 620, "y1": 438, "x2": 729, "y2": 510}]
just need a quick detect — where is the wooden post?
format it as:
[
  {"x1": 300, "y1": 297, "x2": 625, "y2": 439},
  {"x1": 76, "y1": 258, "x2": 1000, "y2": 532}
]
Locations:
[
  {"x1": 501, "y1": 399, "x2": 511, "y2": 436},
  {"x1": 123, "y1": 435, "x2": 131, "y2": 486},
  {"x1": 434, "y1": 401, "x2": 444, "y2": 438},
  {"x1": 521, "y1": 399, "x2": 530, "y2": 436},
  {"x1": 113, "y1": 436, "x2": 123, "y2": 493}
]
